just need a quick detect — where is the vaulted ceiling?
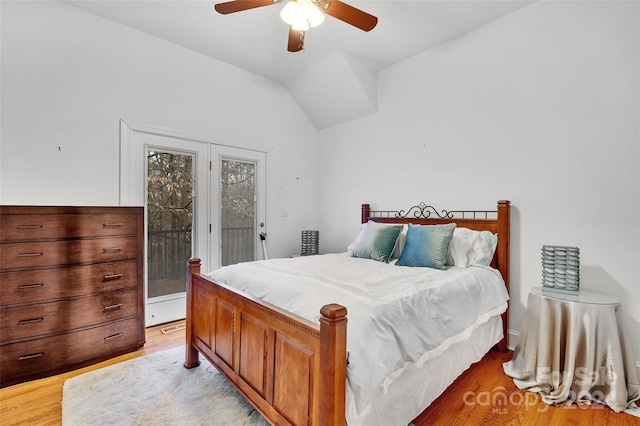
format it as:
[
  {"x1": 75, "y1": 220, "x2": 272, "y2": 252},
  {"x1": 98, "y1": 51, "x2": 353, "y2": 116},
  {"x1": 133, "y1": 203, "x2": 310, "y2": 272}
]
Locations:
[{"x1": 65, "y1": 0, "x2": 532, "y2": 129}]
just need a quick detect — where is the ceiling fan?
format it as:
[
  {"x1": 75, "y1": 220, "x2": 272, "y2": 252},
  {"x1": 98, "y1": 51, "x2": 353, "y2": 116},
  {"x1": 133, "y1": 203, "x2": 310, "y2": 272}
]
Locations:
[{"x1": 214, "y1": 0, "x2": 378, "y2": 52}]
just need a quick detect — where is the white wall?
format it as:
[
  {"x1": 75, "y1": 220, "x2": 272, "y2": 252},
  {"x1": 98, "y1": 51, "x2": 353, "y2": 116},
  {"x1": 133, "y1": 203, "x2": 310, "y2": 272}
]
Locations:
[
  {"x1": 0, "y1": 1, "x2": 321, "y2": 258},
  {"x1": 319, "y1": 0, "x2": 640, "y2": 364}
]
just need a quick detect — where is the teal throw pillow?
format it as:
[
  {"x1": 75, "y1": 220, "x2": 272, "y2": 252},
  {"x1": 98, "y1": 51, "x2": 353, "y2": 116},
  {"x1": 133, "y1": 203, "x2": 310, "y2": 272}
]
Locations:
[
  {"x1": 396, "y1": 223, "x2": 457, "y2": 269},
  {"x1": 351, "y1": 221, "x2": 403, "y2": 263}
]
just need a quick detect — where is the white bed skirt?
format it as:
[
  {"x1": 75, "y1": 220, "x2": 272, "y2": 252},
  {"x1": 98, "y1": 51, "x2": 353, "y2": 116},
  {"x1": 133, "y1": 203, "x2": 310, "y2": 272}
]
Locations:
[{"x1": 346, "y1": 314, "x2": 503, "y2": 426}]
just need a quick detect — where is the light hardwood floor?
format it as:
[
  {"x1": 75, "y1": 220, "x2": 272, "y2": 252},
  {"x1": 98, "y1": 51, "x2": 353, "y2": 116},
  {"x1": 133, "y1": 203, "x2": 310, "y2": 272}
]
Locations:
[
  {"x1": 0, "y1": 321, "x2": 185, "y2": 426},
  {"x1": 1, "y1": 321, "x2": 637, "y2": 425}
]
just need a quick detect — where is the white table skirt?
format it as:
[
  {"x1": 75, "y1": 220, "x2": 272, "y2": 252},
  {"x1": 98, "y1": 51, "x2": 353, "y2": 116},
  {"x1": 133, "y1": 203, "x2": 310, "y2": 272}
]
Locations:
[{"x1": 503, "y1": 287, "x2": 640, "y2": 413}]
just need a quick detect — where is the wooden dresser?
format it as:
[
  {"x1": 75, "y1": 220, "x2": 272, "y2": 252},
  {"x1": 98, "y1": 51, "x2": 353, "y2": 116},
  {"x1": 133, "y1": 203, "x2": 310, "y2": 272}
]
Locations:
[{"x1": 0, "y1": 206, "x2": 145, "y2": 387}]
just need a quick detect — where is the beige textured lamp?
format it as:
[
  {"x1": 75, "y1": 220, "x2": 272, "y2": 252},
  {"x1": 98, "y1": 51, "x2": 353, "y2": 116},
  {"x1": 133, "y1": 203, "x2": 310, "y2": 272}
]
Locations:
[
  {"x1": 301, "y1": 230, "x2": 319, "y2": 256},
  {"x1": 541, "y1": 245, "x2": 580, "y2": 294}
]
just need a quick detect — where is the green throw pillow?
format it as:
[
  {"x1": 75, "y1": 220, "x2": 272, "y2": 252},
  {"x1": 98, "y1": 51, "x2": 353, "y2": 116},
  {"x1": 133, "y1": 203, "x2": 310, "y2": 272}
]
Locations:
[
  {"x1": 396, "y1": 223, "x2": 456, "y2": 269},
  {"x1": 351, "y1": 221, "x2": 403, "y2": 263}
]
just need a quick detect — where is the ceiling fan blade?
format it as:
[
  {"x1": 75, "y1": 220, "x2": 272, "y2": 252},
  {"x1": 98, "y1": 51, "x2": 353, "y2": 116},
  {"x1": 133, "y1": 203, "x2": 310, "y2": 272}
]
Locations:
[
  {"x1": 323, "y1": 1, "x2": 377, "y2": 32},
  {"x1": 214, "y1": 0, "x2": 276, "y2": 15},
  {"x1": 287, "y1": 27, "x2": 305, "y2": 52}
]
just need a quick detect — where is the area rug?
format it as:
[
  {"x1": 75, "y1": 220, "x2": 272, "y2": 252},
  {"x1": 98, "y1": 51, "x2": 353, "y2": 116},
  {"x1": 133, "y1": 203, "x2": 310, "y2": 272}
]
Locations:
[{"x1": 62, "y1": 346, "x2": 269, "y2": 425}]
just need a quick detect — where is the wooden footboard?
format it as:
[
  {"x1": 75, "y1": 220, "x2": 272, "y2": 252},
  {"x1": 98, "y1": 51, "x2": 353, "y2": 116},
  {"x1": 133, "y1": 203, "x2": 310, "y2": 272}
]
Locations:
[{"x1": 183, "y1": 258, "x2": 347, "y2": 426}]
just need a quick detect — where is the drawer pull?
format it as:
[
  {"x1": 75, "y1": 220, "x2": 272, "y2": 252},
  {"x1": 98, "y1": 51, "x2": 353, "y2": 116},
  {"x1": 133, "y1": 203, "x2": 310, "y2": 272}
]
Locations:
[
  {"x1": 18, "y1": 317, "x2": 44, "y2": 324},
  {"x1": 103, "y1": 303, "x2": 123, "y2": 311},
  {"x1": 103, "y1": 223, "x2": 123, "y2": 228},
  {"x1": 16, "y1": 224, "x2": 43, "y2": 229},
  {"x1": 104, "y1": 332, "x2": 124, "y2": 341},
  {"x1": 18, "y1": 283, "x2": 44, "y2": 289},
  {"x1": 18, "y1": 352, "x2": 44, "y2": 361},
  {"x1": 103, "y1": 273, "x2": 124, "y2": 281},
  {"x1": 102, "y1": 247, "x2": 122, "y2": 253},
  {"x1": 17, "y1": 252, "x2": 43, "y2": 257}
]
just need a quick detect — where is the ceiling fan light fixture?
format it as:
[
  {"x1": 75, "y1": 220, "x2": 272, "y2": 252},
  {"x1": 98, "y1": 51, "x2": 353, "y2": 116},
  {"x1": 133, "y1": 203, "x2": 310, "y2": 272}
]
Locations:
[{"x1": 280, "y1": 0, "x2": 325, "y2": 31}]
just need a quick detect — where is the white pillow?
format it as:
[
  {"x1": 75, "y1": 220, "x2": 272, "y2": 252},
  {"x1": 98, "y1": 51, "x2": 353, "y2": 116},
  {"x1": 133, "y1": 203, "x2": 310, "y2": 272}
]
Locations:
[
  {"x1": 447, "y1": 227, "x2": 498, "y2": 267},
  {"x1": 392, "y1": 224, "x2": 409, "y2": 259},
  {"x1": 347, "y1": 224, "x2": 366, "y2": 252},
  {"x1": 348, "y1": 222, "x2": 408, "y2": 259}
]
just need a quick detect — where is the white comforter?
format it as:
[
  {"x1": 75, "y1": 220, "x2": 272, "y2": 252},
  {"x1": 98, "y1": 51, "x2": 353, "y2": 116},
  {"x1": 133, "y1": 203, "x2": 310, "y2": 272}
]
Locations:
[{"x1": 207, "y1": 253, "x2": 508, "y2": 416}]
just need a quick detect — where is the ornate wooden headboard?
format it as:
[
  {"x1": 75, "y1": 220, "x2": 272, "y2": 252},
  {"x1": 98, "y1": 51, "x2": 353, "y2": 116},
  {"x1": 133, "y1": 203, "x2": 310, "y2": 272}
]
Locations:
[{"x1": 361, "y1": 200, "x2": 511, "y2": 351}]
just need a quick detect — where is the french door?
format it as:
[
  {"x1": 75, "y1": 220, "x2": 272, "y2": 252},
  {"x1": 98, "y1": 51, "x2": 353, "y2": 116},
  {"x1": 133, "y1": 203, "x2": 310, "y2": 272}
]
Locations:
[
  {"x1": 209, "y1": 146, "x2": 266, "y2": 270},
  {"x1": 121, "y1": 128, "x2": 208, "y2": 326},
  {"x1": 145, "y1": 148, "x2": 197, "y2": 323},
  {"x1": 120, "y1": 121, "x2": 266, "y2": 326}
]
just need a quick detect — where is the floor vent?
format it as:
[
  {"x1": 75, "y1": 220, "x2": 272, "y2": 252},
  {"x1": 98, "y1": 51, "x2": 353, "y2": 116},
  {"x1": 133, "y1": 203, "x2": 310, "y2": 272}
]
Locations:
[{"x1": 160, "y1": 323, "x2": 186, "y2": 335}]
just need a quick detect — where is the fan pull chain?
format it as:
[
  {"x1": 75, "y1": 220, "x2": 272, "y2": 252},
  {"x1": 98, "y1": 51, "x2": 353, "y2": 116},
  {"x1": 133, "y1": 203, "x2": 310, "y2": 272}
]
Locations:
[{"x1": 298, "y1": 30, "x2": 305, "y2": 51}]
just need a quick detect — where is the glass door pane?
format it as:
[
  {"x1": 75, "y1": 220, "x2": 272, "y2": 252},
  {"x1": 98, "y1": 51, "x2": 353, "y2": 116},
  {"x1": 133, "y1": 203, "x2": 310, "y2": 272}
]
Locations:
[
  {"x1": 220, "y1": 159, "x2": 256, "y2": 266},
  {"x1": 147, "y1": 150, "x2": 193, "y2": 299}
]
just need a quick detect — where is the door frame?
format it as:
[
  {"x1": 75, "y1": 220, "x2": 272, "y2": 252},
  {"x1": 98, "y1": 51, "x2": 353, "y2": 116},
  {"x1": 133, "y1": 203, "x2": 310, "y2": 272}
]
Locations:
[
  {"x1": 120, "y1": 120, "x2": 209, "y2": 326},
  {"x1": 119, "y1": 120, "x2": 269, "y2": 326}
]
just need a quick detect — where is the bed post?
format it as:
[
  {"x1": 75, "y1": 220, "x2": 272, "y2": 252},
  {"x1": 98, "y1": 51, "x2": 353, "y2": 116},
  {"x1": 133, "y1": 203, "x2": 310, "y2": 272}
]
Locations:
[
  {"x1": 318, "y1": 303, "x2": 348, "y2": 426},
  {"x1": 184, "y1": 258, "x2": 201, "y2": 369},
  {"x1": 361, "y1": 204, "x2": 370, "y2": 224},
  {"x1": 497, "y1": 200, "x2": 511, "y2": 352}
]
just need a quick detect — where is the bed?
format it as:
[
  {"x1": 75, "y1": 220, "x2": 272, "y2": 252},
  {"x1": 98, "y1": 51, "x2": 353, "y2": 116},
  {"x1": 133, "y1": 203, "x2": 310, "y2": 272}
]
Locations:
[{"x1": 184, "y1": 200, "x2": 511, "y2": 426}]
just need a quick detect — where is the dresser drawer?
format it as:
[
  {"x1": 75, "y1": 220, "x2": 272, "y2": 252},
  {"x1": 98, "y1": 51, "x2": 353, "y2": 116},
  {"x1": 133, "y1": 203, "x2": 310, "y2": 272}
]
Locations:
[
  {"x1": 0, "y1": 260, "x2": 139, "y2": 306},
  {"x1": 0, "y1": 213, "x2": 138, "y2": 242},
  {"x1": 0, "y1": 287, "x2": 138, "y2": 342},
  {"x1": 0, "y1": 236, "x2": 138, "y2": 270},
  {"x1": 0, "y1": 318, "x2": 140, "y2": 386}
]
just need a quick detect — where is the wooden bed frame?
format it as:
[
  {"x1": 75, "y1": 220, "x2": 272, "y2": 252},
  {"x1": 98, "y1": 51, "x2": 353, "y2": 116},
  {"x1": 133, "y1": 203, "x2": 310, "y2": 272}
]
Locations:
[{"x1": 184, "y1": 200, "x2": 510, "y2": 426}]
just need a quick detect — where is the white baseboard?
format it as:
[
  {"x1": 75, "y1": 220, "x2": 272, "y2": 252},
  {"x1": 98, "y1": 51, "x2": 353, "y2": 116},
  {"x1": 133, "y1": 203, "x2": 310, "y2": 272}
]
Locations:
[{"x1": 506, "y1": 329, "x2": 518, "y2": 352}]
